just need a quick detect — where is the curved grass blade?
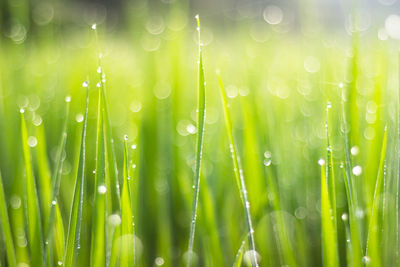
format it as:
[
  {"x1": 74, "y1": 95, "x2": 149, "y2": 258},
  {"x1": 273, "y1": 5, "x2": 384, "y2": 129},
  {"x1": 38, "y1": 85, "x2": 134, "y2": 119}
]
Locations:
[
  {"x1": 320, "y1": 102, "x2": 339, "y2": 267},
  {"x1": 20, "y1": 109, "x2": 45, "y2": 267},
  {"x1": 0, "y1": 171, "x2": 16, "y2": 267},
  {"x1": 365, "y1": 126, "x2": 387, "y2": 267},
  {"x1": 64, "y1": 84, "x2": 89, "y2": 267},
  {"x1": 217, "y1": 73, "x2": 258, "y2": 267},
  {"x1": 90, "y1": 86, "x2": 106, "y2": 267},
  {"x1": 186, "y1": 15, "x2": 206, "y2": 267}
]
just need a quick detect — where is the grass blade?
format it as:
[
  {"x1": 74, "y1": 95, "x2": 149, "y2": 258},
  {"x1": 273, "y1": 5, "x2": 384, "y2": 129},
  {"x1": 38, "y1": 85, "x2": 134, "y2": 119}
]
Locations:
[
  {"x1": 120, "y1": 135, "x2": 134, "y2": 266},
  {"x1": 64, "y1": 83, "x2": 89, "y2": 267},
  {"x1": 0, "y1": 171, "x2": 16, "y2": 267},
  {"x1": 90, "y1": 83, "x2": 107, "y2": 267},
  {"x1": 186, "y1": 15, "x2": 206, "y2": 267},
  {"x1": 217, "y1": 73, "x2": 258, "y2": 267},
  {"x1": 320, "y1": 102, "x2": 339, "y2": 267},
  {"x1": 365, "y1": 126, "x2": 388, "y2": 267},
  {"x1": 20, "y1": 109, "x2": 45, "y2": 266}
]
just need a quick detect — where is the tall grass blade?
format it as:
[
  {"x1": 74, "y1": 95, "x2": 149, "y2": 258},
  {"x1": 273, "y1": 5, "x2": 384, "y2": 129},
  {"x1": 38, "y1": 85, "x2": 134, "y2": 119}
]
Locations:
[
  {"x1": 20, "y1": 109, "x2": 45, "y2": 266},
  {"x1": 320, "y1": 103, "x2": 339, "y2": 267},
  {"x1": 365, "y1": 126, "x2": 387, "y2": 267},
  {"x1": 90, "y1": 84, "x2": 107, "y2": 267},
  {"x1": 64, "y1": 84, "x2": 89, "y2": 267},
  {"x1": 186, "y1": 15, "x2": 206, "y2": 267},
  {"x1": 0, "y1": 171, "x2": 16, "y2": 267},
  {"x1": 120, "y1": 135, "x2": 134, "y2": 266},
  {"x1": 217, "y1": 73, "x2": 258, "y2": 267},
  {"x1": 44, "y1": 97, "x2": 70, "y2": 266}
]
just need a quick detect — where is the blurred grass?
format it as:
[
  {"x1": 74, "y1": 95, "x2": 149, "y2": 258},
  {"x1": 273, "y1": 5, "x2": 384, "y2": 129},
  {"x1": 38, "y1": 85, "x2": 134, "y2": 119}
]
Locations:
[{"x1": 0, "y1": 1, "x2": 399, "y2": 266}]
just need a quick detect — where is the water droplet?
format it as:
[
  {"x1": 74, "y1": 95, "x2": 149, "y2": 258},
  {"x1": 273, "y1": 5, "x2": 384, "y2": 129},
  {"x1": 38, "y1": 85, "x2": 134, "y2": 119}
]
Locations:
[
  {"x1": 98, "y1": 185, "x2": 107, "y2": 194},
  {"x1": 91, "y1": 24, "x2": 97, "y2": 30},
  {"x1": 155, "y1": 257, "x2": 165, "y2": 266},
  {"x1": 82, "y1": 81, "x2": 89, "y2": 88},
  {"x1": 264, "y1": 151, "x2": 271, "y2": 158},
  {"x1": 362, "y1": 256, "x2": 371, "y2": 264},
  {"x1": 65, "y1": 96, "x2": 71, "y2": 103},
  {"x1": 318, "y1": 158, "x2": 325, "y2": 166},
  {"x1": 195, "y1": 14, "x2": 199, "y2": 20},
  {"x1": 131, "y1": 144, "x2": 137, "y2": 149},
  {"x1": 97, "y1": 67, "x2": 102, "y2": 73},
  {"x1": 340, "y1": 162, "x2": 344, "y2": 168},
  {"x1": 124, "y1": 134, "x2": 128, "y2": 141},
  {"x1": 245, "y1": 201, "x2": 251, "y2": 209},
  {"x1": 108, "y1": 214, "x2": 121, "y2": 227},
  {"x1": 263, "y1": 5, "x2": 283, "y2": 25},
  {"x1": 20, "y1": 108, "x2": 25, "y2": 114},
  {"x1": 264, "y1": 159, "x2": 272, "y2": 166},
  {"x1": 51, "y1": 200, "x2": 57, "y2": 206},
  {"x1": 327, "y1": 102, "x2": 332, "y2": 109},
  {"x1": 57, "y1": 261, "x2": 63, "y2": 266},
  {"x1": 243, "y1": 250, "x2": 260, "y2": 266},
  {"x1": 339, "y1": 83, "x2": 344, "y2": 88},
  {"x1": 355, "y1": 208, "x2": 365, "y2": 219},
  {"x1": 96, "y1": 82, "x2": 101, "y2": 88},
  {"x1": 132, "y1": 164, "x2": 136, "y2": 169},
  {"x1": 352, "y1": 165, "x2": 362, "y2": 176},
  {"x1": 28, "y1": 136, "x2": 38, "y2": 147},
  {"x1": 351, "y1": 146, "x2": 359, "y2": 156},
  {"x1": 76, "y1": 114, "x2": 84, "y2": 123},
  {"x1": 93, "y1": 169, "x2": 96, "y2": 174},
  {"x1": 341, "y1": 213, "x2": 348, "y2": 221}
]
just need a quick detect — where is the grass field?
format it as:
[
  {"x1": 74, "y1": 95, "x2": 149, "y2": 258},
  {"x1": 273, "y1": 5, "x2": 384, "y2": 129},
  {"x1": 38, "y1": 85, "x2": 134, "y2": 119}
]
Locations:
[{"x1": 0, "y1": 1, "x2": 399, "y2": 266}]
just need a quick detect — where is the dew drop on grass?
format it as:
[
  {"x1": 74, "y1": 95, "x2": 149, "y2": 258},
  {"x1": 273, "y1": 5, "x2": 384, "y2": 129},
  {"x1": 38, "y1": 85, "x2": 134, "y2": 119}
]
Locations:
[
  {"x1": 243, "y1": 250, "x2": 261, "y2": 266},
  {"x1": 76, "y1": 113, "x2": 84, "y2": 123},
  {"x1": 98, "y1": 185, "x2": 107, "y2": 194},
  {"x1": 339, "y1": 83, "x2": 344, "y2": 88},
  {"x1": 351, "y1": 146, "x2": 359, "y2": 156},
  {"x1": 263, "y1": 158, "x2": 272, "y2": 166},
  {"x1": 362, "y1": 256, "x2": 371, "y2": 265},
  {"x1": 108, "y1": 214, "x2": 121, "y2": 227},
  {"x1": 124, "y1": 134, "x2": 128, "y2": 141},
  {"x1": 131, "y1": 144, "x2": 137, "y2": 149},
  {"x1": 132, "y1": 164, "x2": 136, "y2": 169},
  {"x1": 91, "y1": 24, "x2": 97, "y2": 30},
  {"x1": 341, "y1": 213, "x2": 348, "y2": 221},
  {"x1": 20, "y1": 108, "x2": 25, "y2": 114},
  {"x1": 352, "y1": 165, "x2": 362, "y2": 176},
  {"x1": 82, "y1": 81, "x2": 89, "y2": 87},
  {"x1": 28, "y1": 136, "x2": 38, "y2": 147},
  {"x1": 57, "y1": 261, "x2": 63, "y2": 266},
  {"x1": 65, "y1": 96, "x2": 71, "y2": 102},
  {"x1": 51, "y1": 200, "x2": 57, "y2": 206},
  {"x1": 155, "y1": 257, "x2": 165, "y2": 266},
  {"x1": 93, "y1": 169, "x2": 96, "y2": 174},
  {"x1": 96, "y1": 82, "x2": 101, "y2": 88},
  {"x1": 318, "y1": 158, "x2": 325, "y2": 166},
  {"x1": 97, "y1": 67, "x2": 102, "y2": 73},
  {"x1": 327, "y1": 102, "x2": 332, "y2": 109}
]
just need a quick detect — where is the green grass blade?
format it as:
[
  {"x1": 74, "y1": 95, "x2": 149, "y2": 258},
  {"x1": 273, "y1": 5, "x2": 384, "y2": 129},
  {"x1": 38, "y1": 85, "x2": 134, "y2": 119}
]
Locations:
[
  {"x1": 0, "y1": 171, "x2": 16, "y2": 267},
  {"x1": 320, "y1": 102, "x2": 339, "y2": 267},
  {"x1": 44, "y1": 96, "x2": 70, "y2": 266},
  {"x1": 187, "y1": 15, "x2": 206, "y2": 267},
  {"x1": 64, "y1": 84, "x2": 89, "y2": 267},
  {"x1": 120, "y1": 135, "x2": 134, "y2": 266},
  {"x1": 217, "y1": 73, "x2": 258, "y2": 267},
  {"x1": 365, "y1": 126, "x2": 387, "y2": 267},
  {"x1": 90, "y1": 84, "x2": 107, "y2": 267},
  {"x1": 20, "y1": 109, "x2": 45, "y2": 267}
]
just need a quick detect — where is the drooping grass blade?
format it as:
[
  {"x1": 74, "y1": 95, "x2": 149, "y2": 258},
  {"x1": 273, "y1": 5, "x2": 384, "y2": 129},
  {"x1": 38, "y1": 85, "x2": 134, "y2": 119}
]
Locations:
[
  {"x1": 0, "y1": 171, "x2": 16, "y2": 267},
  {"x1": 64, "y1": 83, "x2": 89, "y2": 267},
  {"x1": 90, "y1": 83, "x2": 107, "y2": 267},
  {"x1": 365, "y1": 126, "x2": 387, "y2": 267},
  {"x1": 20, "y1": 109, "x2": 45, "y2": 267},
  {"x1": 217, "y1": 73, "x2": 258, "y2": 267},
  {"x1": 187, "y1": 15, "x2": 206, "y2": 267}
]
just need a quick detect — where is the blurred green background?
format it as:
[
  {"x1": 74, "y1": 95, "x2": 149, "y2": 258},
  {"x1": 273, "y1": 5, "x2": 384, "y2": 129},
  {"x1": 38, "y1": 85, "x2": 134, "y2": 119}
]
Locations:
[{"x1": 1, "y1": 0, "x2": 400, "y2": 266}]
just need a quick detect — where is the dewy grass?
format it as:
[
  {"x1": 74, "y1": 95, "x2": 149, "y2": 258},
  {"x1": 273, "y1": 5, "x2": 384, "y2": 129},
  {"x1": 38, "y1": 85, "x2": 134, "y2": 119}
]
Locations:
[
  {"x1": 20, "y1": 109, "x2": 45, "y2": 267},
  {"x1": 90, "y1": 77, "x2": 107, "y2": 267},
  {"x1": 186, "y1": 15, "x2": 206, "y2": 267},
  {"x1": 217, "y1": 73, "x2": 258, "y2": 267},
  {"x1": 64, "y1": 84, "x2": 89, "y2": 267},
  {"x1": 0, "y1": 171, "x2": 16, "y2": 267}
]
